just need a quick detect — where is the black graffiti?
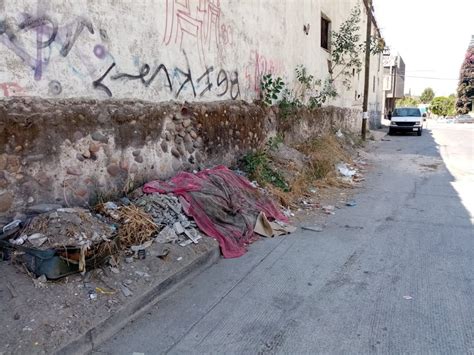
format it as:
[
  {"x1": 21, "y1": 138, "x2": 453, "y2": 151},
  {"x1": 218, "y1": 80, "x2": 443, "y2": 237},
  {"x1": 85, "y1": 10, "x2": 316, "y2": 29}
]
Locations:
[
  {"x1": 229, "y1": 71, "x2": 240, "y2": 100},
  {"x1": 60, "y1": 18, "x2": 94, "y2": 57},
  {"x1": 93, "y1": 62, "x2": 116, "y2": 97},
  {"x1": 92, "y1": 54, "x2": 240, "y2": 100},
  {"x1": 145, "y1": 64, "x2": 173, "y2": 91},
  {"x1": 18, "y1": 15, "x2": 58, "y2": 49},
  {"x1": 1, "y1": 14, "x2": 96, "y2": 80},
  {"x1": 197, "y1": 66, "x2": 214, "y2": 97},
  {"x1": 48, "y1": 80, "x2": 62, "y2": 95},
  {"x1": 112, "y1": 63, "x2": 173, "y2": 93},
  {"x1": 216, "y1": 69, "x2": 228, "y2": 97}
]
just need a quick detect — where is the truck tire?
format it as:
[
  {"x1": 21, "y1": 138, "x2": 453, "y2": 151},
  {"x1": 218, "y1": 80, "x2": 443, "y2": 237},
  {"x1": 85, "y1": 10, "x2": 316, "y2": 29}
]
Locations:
[{"x1": 417, "y1": 128, "x2": 422, "y2": 136}]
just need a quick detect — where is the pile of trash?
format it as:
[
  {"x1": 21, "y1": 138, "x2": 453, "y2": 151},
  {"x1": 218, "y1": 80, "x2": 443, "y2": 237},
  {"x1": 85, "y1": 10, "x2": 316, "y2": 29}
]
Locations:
[
  {"x1": 1, "y1": 208, "x2": 119, "y2": 280},
  {"x1": 1, "y1": 166, "x2": 294, "y2": 279},
  {"x1": 11, "y1": 208, "x2": 116, "y2": 249},
  {"x1": 144, "y1": 166, "x2": 293, "y2": 258}
]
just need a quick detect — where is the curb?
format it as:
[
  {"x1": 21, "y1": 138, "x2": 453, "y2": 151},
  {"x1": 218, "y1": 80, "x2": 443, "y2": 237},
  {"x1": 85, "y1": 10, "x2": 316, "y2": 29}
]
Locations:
[{"x1": 56, "y1": 245, "x2": 221, "y2": 355}]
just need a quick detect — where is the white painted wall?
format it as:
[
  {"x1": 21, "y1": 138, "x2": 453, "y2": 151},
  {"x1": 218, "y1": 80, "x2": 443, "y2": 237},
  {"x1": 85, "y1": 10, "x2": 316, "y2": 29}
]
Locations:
[{"x1": 0, "y1": 0, "x2": 383, "y2": 112}]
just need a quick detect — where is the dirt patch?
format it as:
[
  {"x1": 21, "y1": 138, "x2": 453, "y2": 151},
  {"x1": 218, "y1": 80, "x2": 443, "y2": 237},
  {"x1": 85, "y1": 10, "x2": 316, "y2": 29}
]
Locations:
[{"x1": 0, "y1": 237, "x2": 217, "y2": 355}]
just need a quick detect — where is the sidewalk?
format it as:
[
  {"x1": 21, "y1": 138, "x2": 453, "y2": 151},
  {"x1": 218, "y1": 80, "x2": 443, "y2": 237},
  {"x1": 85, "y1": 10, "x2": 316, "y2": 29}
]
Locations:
[{"x1": 0, "y1": 237, "x2": 219, "y2": 355}]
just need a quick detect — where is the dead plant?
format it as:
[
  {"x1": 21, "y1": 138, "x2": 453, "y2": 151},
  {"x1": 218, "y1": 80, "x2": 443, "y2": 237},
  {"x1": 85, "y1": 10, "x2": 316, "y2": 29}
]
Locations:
[{"x1": 116, "y1": 205, "x2": 160, "y2": 248}]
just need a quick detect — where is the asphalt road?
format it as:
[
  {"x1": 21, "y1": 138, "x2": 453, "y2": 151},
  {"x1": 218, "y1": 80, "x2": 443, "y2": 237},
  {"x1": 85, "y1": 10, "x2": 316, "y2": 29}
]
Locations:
[{"x1": 97, "y1": 124, "x2": 474, "y2": 354}]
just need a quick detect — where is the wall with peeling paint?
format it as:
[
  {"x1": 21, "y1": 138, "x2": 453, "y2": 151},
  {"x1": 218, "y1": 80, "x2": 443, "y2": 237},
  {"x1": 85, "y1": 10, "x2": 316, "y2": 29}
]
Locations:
[{"x1": 0, "y1": 0, "x2": 383, "y2": 111}]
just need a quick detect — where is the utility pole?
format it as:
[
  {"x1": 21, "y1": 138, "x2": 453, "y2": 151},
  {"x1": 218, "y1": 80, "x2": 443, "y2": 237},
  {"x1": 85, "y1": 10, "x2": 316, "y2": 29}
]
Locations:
[{"x1": 361, "y1": 0, "x2": 372, "y2": 140}]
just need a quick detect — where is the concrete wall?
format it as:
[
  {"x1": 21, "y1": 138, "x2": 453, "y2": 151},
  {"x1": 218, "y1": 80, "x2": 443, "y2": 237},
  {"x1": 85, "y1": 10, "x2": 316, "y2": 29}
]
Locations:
[{"x1": 0, "y1": 0, "x2": 383, "y2": 110}]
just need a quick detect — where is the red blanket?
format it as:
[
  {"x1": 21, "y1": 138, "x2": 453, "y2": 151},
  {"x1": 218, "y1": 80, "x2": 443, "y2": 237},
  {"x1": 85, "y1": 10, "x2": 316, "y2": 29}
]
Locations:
[{"x1": 143, "y1": 166, "x2": 287, "y2": 258}]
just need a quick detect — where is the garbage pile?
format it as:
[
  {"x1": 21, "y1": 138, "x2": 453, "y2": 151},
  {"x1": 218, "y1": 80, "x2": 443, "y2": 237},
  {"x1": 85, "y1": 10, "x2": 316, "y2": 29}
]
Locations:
[
  {"x1": 1, "y1": 208, "x2": 119, "y2": 280},
  {"x1": 144, "y1": 166, "x2": 292, "y2": 258},
  {"x1": 11, "y1": 208, "x2": 116, "y2": 249},
  {"x1": 1, "y1": 166, "x2": 294, "y2": 279}
]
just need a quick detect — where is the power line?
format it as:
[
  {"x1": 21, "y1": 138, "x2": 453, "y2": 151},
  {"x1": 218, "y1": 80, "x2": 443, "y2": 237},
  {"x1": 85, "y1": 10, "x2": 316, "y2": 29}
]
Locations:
[{"x1": 398, "y1": 75, "x2": 459, "y2": 81}]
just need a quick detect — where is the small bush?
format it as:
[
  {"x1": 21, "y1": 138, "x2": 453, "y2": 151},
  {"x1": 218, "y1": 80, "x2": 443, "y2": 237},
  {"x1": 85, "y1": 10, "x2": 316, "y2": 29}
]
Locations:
[{"x1": 241, "y1": 150, "x2": 289, "y2": 192}]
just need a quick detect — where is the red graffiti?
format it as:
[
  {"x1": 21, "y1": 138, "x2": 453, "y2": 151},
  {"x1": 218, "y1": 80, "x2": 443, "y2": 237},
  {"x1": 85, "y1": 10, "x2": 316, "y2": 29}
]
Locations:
[
  {"x1": 163, "y1": 0, "x2": 231, "y2": 64},
  {"x1": 244, "y1": 50, "x2": 284, "y2": 94},
  {"x1": 0, "y1": 82, "x2": 25, "y2": 97}
]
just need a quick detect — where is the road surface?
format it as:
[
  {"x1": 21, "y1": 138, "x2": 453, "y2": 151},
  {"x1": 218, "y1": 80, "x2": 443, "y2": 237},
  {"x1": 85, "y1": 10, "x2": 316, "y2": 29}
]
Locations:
[{"x1": 97, "y1": 123, "x2": 474, "y2": 354}]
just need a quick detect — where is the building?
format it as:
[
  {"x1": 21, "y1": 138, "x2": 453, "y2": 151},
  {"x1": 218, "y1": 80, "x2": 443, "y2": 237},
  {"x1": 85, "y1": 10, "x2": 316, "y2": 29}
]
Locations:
[
  {"x1": 0, "y1": 0, "x2": 385, "y2": 119},
  {"x1": 0, "y1": 0, "x2": 387, "y2": 216},
  {"x1": 383, "y1": 51, "x2": 406, "y2": 115}
]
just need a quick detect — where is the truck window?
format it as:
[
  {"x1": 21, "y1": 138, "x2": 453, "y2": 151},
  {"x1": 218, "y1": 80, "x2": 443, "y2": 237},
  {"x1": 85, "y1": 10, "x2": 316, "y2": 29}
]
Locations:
[{"x1": 393, "y1": 108, "x2": 421, "y2": 117}]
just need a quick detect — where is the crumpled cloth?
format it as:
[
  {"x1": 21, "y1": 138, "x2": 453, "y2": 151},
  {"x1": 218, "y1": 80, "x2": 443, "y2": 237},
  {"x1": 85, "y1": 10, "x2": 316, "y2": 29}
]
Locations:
[{"x1": 143, "y1": 166, "x2": 288, "y2": 258}]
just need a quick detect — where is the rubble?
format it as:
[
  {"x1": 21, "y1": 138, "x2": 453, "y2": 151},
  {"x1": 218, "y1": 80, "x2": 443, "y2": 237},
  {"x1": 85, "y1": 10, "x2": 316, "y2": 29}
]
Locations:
[{"x1": 14, "y1": 207, "x2": 116, "y2": 250}]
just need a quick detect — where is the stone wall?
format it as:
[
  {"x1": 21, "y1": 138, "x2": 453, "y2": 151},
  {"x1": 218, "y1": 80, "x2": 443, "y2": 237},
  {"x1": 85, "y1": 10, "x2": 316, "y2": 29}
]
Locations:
[{"x1": 0, "y1": 97, "x2": 358, "y2": 220}]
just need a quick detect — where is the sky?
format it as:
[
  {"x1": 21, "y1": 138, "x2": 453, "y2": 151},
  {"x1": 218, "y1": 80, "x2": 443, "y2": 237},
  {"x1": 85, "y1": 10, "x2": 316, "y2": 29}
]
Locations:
[{"x1": 372, "y1": 0, "x2": 474, "y2": 97}]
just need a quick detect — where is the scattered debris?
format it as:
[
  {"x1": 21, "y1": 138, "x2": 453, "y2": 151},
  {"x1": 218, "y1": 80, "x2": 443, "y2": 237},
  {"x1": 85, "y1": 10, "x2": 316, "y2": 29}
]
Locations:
[
  {"x1": 179, "y1": 236, "x2": 201, "y2": 247},
  {"x1": 88, "y1": 289, "x2": 97, "y2": 300},
  {"x1": 344, "y1": 225, "x2": 364, "y2": 230},
  {"x1": 322, "y1": 205, "x2": 336, "y2": 215},
  {"x1": 27, "y1": 233, "x2": 48, "y2": 247},
  {"x1": 173, "y1": 221, "x2": 185, "y2": 235},
  {"x1": 346, "y1": 201, "x2": 357, "y2": 207},
  {"x1": 95, "y1": 287, "x2": 115, "y2": 295},
  {"x1": 2, "y1": 220, "x2": 22, "y2": 233},
  {"x1": 336, "y1": 129, "x2": 344, "y2": 138},
  {"x1": 155, "y1": 226, "x2": 179, "y2": 244},
  {"x1": 301, "y1": 225, "x2": 324, "y2": 232},
  {"x1": 110, "y1": 267, "x2": 120, "y2": 274},
  {"x1": 403, "y1": 295, "x2": 413, "y2": 300},
  {"x1": 120, "y1": 284, "x2": 133, "y2": 297},
  {"x1": 134, "y1": 271, "x2": 150, "y2": 278},
  {"x1": 336, "y1": 163, "x2": 357, "y2": 178},
  {"x1": 254, "y1": 212, "x2": 296, "y2": 238},
  {"x1": 33, "y1": 275, "x2": 48, "y2": 289}
]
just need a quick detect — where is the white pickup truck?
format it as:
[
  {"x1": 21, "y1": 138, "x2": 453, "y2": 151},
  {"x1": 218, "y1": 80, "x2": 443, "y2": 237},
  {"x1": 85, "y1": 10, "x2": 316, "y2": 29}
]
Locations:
[{"x1": 388, "y1": 107, "x2": 426, "y2": 136}]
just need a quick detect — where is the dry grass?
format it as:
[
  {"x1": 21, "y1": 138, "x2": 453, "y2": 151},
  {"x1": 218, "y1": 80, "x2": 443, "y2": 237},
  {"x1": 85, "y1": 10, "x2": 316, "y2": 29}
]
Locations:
[
  {"x1": 116, "y1": 205, "x2": 160, "y2": 248},
  {"x1": 268, "y1": 134, "x2": 355, "y2": 206}
]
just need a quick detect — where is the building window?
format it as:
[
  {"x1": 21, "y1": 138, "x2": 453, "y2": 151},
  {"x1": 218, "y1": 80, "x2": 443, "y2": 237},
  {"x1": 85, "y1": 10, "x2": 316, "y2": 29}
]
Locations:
[
  {"x1": 373, "y1": 76, "x2": 376, "y2": 92},
  {"x1": 321, "y1": 16, "x2": 330, "y2": 50}
]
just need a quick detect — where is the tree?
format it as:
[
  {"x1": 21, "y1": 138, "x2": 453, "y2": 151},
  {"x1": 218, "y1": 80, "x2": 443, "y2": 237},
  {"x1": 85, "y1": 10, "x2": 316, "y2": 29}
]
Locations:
[
  {"x1": 430, "y1": 96, "x2": 456, "y2": 117},
  {"x1": 456, "y1": 41, "x2": 474, "y2": 113},
  {"x1": 396, "y1": 96, "x2": 420, "y2": 107},
  {"x1": 420, "y1": 88, "x2": 435, "y2": 103}
]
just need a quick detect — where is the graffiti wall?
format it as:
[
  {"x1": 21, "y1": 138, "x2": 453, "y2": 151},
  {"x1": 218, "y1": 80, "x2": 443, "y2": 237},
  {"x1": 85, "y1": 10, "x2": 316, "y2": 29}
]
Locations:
[
  {"x1": 0, "y1": 0, "x2": 285, "y2": 102},
  {"x1": 0, "y1": 0, "x2": 381, "y2": 107}
]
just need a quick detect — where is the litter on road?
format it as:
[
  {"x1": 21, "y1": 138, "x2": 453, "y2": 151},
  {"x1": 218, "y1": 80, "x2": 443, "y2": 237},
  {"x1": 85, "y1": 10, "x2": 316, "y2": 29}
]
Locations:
[{"x1": 301, "y1": 225, "x2": 324, "y2": 232}]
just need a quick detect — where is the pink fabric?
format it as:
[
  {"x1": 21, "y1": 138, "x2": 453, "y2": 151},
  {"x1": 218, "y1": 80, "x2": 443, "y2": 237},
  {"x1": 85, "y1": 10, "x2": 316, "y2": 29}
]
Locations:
[{"x1": 143, "y1": 166, "x2": 287, "y2": 258}]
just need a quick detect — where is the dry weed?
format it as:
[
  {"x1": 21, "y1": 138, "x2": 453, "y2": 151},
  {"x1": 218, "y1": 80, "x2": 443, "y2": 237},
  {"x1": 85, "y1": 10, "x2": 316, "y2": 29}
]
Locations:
[
  {"x1": 116, "y1": 205, "x2": 160, "y2": 248},
  {"x1": 269, "y1": 134, "x2": 356, "y2": 206}
]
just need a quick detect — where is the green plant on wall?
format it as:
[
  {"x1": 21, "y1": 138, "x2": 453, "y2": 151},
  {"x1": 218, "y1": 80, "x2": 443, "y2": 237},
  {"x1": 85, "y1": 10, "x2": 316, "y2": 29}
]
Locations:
[
  {"x1": 261, "y1": 5, "x2": 384, "y2": 110},
  {"x1": 294, "y1": 65, "x2": 338, "y2": 109},
  {"x1": 261, "y1": 74, "x2": 285, "y2": 106}
]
